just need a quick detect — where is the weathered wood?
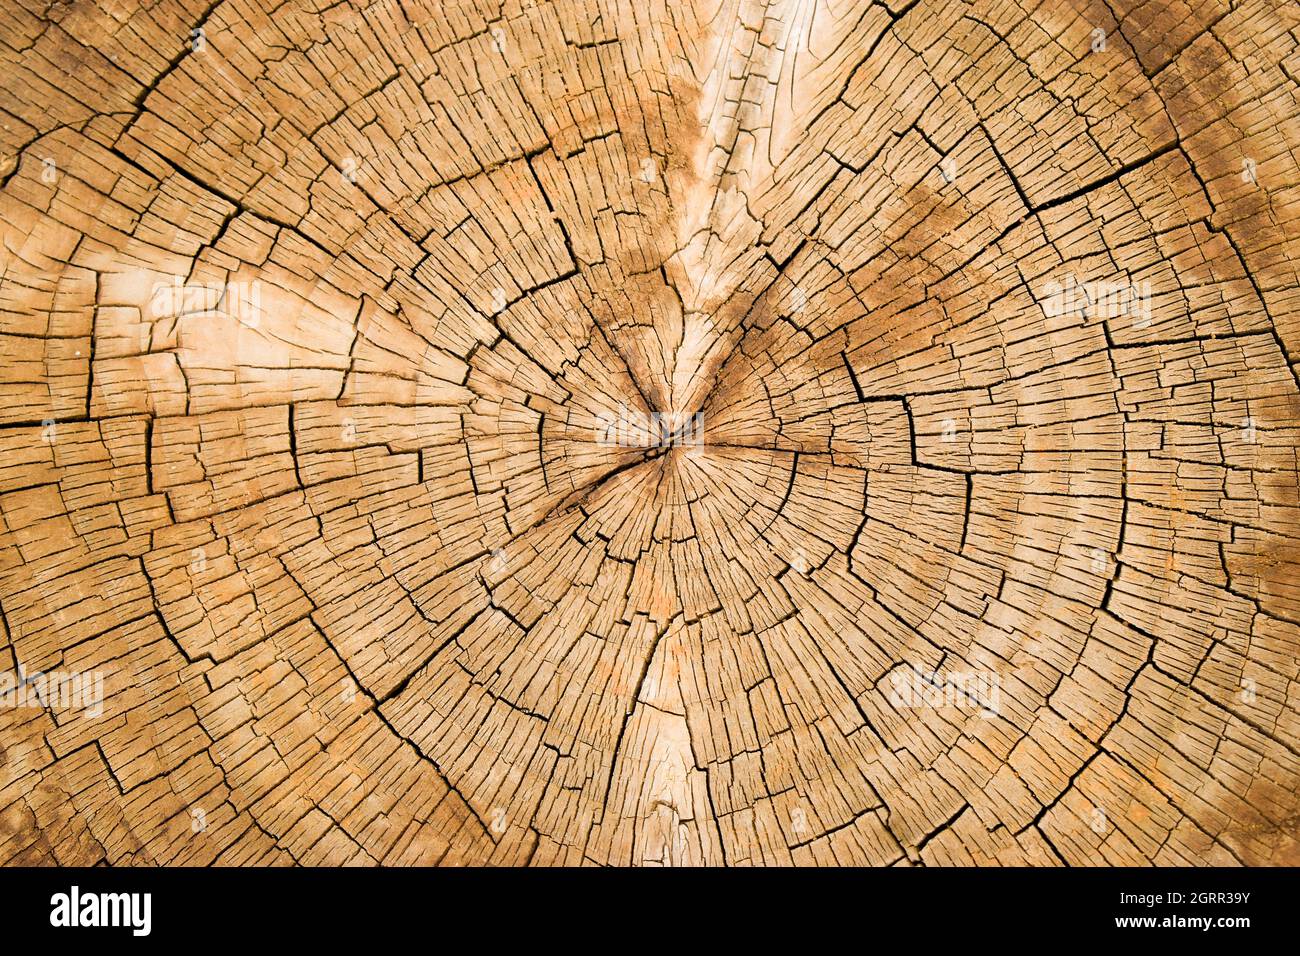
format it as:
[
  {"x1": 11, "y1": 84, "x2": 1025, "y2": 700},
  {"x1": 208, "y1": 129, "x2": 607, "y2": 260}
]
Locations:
[{"x1": 1, "y1": 0, "x2": 1298, "y2": 866}]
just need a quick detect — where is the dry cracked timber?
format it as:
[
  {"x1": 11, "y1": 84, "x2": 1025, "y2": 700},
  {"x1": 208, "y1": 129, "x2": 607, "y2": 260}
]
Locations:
[{"x1": 0, "y1": 0, "x2": 1298, "y2": 867}]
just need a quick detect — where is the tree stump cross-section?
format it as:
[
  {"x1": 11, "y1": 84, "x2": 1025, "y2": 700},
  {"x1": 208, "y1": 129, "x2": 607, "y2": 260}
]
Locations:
[{"x1": 1, "y1": 0, "x2": 1299, "y2": 866}]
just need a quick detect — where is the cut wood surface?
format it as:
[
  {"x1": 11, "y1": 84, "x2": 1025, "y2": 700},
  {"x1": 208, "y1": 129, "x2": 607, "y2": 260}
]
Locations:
[{"x1": 1, "y1": 0, "x2": 1299, "y2": 866}]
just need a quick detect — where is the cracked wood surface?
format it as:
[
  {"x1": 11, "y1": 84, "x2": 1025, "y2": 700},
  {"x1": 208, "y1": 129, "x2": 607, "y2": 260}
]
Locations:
[{"x1": 2, "y1": 0, "x2": 1299, "y2": 867}]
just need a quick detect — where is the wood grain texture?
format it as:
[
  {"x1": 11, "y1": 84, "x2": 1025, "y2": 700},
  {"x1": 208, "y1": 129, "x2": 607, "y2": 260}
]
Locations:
[{"x1": 1, "y1": 0, "x2": 1299, "y2": 866}]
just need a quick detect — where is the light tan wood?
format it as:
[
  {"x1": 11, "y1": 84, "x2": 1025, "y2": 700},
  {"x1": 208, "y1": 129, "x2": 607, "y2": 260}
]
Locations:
[{"x1": 1, "y1": 0, "x2": 1299, "y2": 866}]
